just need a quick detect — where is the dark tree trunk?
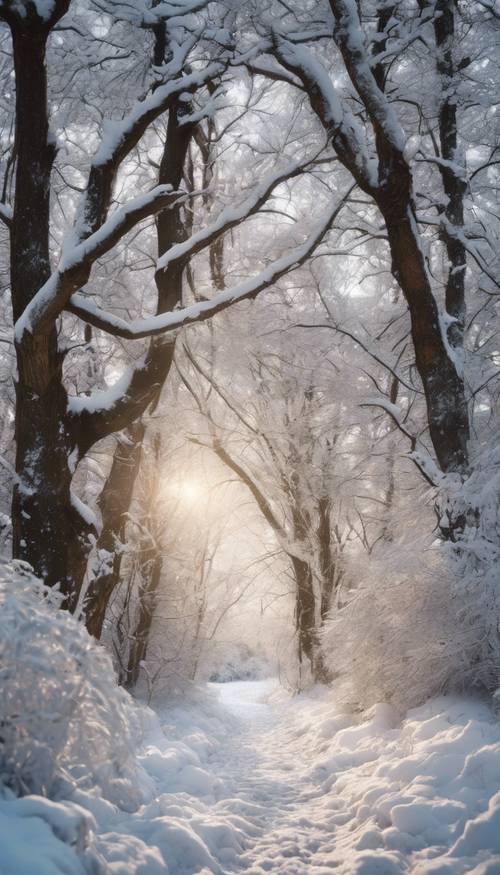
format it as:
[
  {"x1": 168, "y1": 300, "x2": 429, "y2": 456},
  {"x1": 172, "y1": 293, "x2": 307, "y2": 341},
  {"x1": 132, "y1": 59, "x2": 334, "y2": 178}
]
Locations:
[
  {"x1": 378, "y1": 159, "x2": 469, "y2": 475},
  {"x1": 381, "y1": 375, "x2": 399, "y2": 543},
  {"x1": 123, "y1": 432, "x2": 164, "y2": 689},
  {"x1": 9, "y1": 10, "x2": 90, "y2": 609},
  {"x1": 289, "y1": 493, "x2": 325, "y2": 682},
  {"x1": 291, "y1": 554, "x2": 317, "y2": 671},
  {"x1": 125, "y1": 551, "x2": 163, "y2": 689},
  {"x1": 84, "y1": 421, "x2": 145, "y2": 638},
  {"x1": 317, "y1": 495, "x2": 334, "y2": 621}
]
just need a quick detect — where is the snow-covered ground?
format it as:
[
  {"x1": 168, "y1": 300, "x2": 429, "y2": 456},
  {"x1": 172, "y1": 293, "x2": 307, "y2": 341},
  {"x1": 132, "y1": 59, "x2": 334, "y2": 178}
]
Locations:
[{"x1": 2, "y1": 679, "x2": 500, "y2": 874}]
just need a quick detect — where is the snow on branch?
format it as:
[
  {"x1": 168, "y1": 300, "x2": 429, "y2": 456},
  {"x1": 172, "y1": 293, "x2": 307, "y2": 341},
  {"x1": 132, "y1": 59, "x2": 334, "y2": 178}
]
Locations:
[
  {"x1": 90, "y1": 68, "x2": 222, "y2": 171},
  {"x1": 75, "y1": 60, "x2": 225, "y2": 240},
  {"x1": 14, "y1": 55, "x2": 225, "y2": 340},
  {"x1": 270, "y1": 36, "x2": 377, "y2": 192},
  {"x1": 0, "y1": 0, "x2": 69, "y2": 27},
  {"x1": 416, "y1": 211, "x2": 500, "y2": 293},
  {"x1": 15, "y1": 186, "x2": 184, "y2": 340},
  {"x1": 360, "y1": 396, "x2": 441, "y2": 487},
  {"x1": 65, "y1": 195, "x2": 345, "y2": 341},
  {"x1": 91, "y1": 0, "x2": 211, "y2": 27},
  {"x1": 156, "y1": 155, "x2": 318, "y2": 273},
  {"x1": 330, "y1": 0, "x2": 405, "y2": 153}
]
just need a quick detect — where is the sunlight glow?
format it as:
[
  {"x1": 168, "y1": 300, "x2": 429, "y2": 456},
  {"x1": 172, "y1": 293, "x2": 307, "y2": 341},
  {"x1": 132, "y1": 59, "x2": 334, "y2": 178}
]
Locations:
[{"x1": 170, "y1": 478, "x2": 204, "y2": 504}]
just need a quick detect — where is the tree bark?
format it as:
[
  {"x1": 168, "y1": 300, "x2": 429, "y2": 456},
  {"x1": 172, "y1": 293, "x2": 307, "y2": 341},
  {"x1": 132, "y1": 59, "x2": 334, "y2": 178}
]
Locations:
[
  {"x1": 84, "y1": 422, "x2": 145, "y2": 638},
  {"x1": 125, "y1": 551, "x2": 163, "y2": 689},
  {"x1": 380, "y1": 187, "x2": 469, "y2": 474},
  {"x1": 291, "y1": 554, "x2": 317, "y2": 671},
  {"x1": 317, "y1": 495, "x2": 335, "y2": 621},
  {"x1": 9, "y1": 10, "x2": 90, "y2": 609}
]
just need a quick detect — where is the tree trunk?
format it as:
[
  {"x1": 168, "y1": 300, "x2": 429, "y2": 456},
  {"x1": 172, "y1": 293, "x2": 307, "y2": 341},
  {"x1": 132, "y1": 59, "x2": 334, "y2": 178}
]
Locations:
[
  {"x1": 125, "y1": 551, "x2": 163, "y2": 689},
  {"x1": 291, "y1": 554, "x2": 317, "y2": 672},
  {"x1": 124, "y1": 432, "x2": 164, "y2": 689},
  {"x1": 317, "y1": 495, "x2": 335, "y2": 621},
  {"x1": 10, "y1": 15, "x2": 90, "y2": 609},
  {"x1": 378, "y1": 163, "x2": 469, "y2": 475},
  {"x1": 84, "y1": 421, "x2": 145, "y2": 638}
]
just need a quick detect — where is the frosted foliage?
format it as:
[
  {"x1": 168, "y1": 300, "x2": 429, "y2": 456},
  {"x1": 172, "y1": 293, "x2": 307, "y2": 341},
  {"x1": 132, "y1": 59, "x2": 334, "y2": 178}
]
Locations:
[
  {"x1": 323, "y1": 537, "x2": 500, "y2": 712},
  {"x1": 0, "y1": 560, "x2": 142, "y2": 803}
]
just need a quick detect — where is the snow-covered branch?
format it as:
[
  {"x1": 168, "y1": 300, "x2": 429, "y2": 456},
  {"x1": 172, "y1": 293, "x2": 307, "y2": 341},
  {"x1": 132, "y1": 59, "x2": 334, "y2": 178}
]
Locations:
[
  {"x1": 330, "y1": 0, "x2": 405, "y2": 153},
  {"x1": 90, "y1": 0, "x2": 212, "y2": 27},
  {"x1": 271, "y1": 37, "x2": 377, "y2": 193},
  {"x1": 0, "y1": 0, "x2": 69, "y2": 27},
  {"x1": 15, "y1": 186, "x2": 184, "y2": 339},
  {"x1": 360, "y1": 396, "x2": 440, "y2": 487},
  {"x1": 65, "y1": 194, "x2": 346, "y2": 341},
  {"x1": 75, "y1": 60, "x2": 225, "y2": 240},
  {"x1": 156, "y1": 156, "x2": 319, "y2": 273}
]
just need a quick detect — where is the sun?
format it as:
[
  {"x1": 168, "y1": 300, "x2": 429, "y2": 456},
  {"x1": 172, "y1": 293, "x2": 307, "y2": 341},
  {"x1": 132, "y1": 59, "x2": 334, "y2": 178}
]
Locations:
[
  {"x1": 178, "y1": 480, "x2": 202, "y2": 502},
  {"x1": 165, "y1": 478, "x2": 204, "y2": 505}
]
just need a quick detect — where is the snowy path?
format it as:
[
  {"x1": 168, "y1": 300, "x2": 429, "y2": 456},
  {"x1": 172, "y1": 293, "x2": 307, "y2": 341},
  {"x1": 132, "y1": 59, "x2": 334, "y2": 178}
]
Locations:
[
  {"x1": 6, "y1": 678, "x2": 500, "y2": 874},
  {"x1": 208, "y1": 680, "x2": 339, "y2": 873},
  {"x1": 135, "y1": 680, "x2": 500, "y2": 874}
]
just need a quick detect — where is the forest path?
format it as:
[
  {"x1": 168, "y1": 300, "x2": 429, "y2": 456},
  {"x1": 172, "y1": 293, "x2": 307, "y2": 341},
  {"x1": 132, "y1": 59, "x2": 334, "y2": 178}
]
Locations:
[
  {"x1": 140, "y1": 680, "x2": 500, "y2": 874},
  {"x1": 206, "y1": 680, "x2": 341, "y2": 873}
]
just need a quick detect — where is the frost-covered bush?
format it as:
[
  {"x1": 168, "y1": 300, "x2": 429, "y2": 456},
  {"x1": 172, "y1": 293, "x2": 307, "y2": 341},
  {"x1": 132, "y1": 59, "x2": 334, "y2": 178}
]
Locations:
[
  {"x1": 323, "y1": 530, "x2": 500, "y2": 712},
  {"x1": 206, "y1": 641, "x2": 271, "y2": 683},
  {"x1": 0, "y1": 559, "x2": 142, "y2": 804}
]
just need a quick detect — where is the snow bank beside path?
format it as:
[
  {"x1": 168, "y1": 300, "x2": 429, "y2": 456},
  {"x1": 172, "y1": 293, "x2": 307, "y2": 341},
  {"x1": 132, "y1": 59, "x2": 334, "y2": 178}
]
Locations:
[
  {"x1": 1, "y1": 677, "x2": 500, "y2": 873},
  {"x1": 0, "y1": 685, "x2": 246, "y2": 875},
  {"x1": 271, "y1": 688, "x2": 500, "y2": 874}
]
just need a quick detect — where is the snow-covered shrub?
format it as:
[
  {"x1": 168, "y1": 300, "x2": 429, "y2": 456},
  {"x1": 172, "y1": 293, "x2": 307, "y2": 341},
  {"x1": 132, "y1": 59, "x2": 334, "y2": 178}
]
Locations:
[
  {"x1": 206, "y1": 641, "x2": 271, "y2": 683},
  {"x1": 0, "y1": 559, "x2": 142, "y2": 804},
  {"x1": 323, "y1": 526, "x2": 500, "y2": 712}
]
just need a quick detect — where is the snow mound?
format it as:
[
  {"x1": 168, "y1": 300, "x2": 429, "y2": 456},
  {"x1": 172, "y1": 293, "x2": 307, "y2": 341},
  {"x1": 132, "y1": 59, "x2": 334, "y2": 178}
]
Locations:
[
  {"x1": 281, "y1": 688, "x2": 500, "y2": 873},
  {"x1": 0, "y1": 795, "x2": 90, "y2": 875}
]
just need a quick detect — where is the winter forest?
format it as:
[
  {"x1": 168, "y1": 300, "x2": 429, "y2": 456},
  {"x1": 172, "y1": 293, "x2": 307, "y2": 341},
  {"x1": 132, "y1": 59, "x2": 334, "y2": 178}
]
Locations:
[{"x1": 0, "y1": 0, "x2": 500, "y2": 872}]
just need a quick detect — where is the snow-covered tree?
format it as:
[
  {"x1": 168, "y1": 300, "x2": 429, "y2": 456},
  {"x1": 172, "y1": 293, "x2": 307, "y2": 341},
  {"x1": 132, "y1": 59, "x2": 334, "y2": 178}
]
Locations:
[{"x1": 0, "y1": 0, "x2": 339, "y2": 609}]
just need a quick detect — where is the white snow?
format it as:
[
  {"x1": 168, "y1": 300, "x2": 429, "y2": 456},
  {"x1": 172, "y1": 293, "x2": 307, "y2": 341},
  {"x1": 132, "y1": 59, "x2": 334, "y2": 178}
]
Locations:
[
  {"x1": 70, "y1": 491, "x2": 99, "y2": 531},
  {"x1": 67, "y1": 358, "x2": 147, "y2": 415},
  {"x1": 2, "y1": 680, "x2": 500, "y2": 873},
  {"x1": 92, "y1": 66, "x2": 223, "y2": 168}
]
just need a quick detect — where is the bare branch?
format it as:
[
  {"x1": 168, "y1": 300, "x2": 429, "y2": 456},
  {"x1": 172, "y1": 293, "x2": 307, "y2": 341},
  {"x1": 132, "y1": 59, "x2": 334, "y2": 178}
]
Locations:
[{"x1": 360, "y1": 397, "x2": 440, "y2": 487}]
